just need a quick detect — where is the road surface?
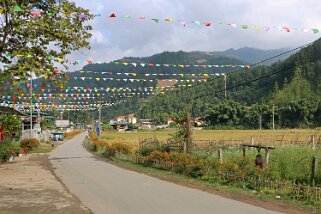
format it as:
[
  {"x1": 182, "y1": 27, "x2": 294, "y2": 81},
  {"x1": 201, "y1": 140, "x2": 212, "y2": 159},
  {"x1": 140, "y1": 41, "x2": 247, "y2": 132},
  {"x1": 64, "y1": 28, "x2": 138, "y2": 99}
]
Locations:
[{"x1": 49, "y1": 133, "x2": 281, "y2": 214}]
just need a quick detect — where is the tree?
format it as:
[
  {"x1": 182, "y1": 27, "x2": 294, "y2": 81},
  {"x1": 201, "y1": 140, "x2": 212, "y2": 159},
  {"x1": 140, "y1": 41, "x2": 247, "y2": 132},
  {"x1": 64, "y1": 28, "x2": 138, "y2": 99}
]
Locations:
[
  {"x1": 205, "y1": 100, "x2": 246, "y2": 128},
  {"x1": 0, "y1": 0, "x2": 93, "y2": 85},
  {"x1": 169, "y1": 109, "x2": 192, "y2": 153},
  {"x1": 0, "y1": 113, "x2": 21, "y2": 141}
]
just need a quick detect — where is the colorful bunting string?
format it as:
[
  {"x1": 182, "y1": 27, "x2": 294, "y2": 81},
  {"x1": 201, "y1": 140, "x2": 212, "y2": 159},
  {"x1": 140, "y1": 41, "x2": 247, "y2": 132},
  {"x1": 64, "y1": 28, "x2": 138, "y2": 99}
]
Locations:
[
  {"x1": 104, "y1": 13, "x2": 320, "y2": 34},
  {"x1": 3, "y1": 6, "x2": 319, "y2": 34}
]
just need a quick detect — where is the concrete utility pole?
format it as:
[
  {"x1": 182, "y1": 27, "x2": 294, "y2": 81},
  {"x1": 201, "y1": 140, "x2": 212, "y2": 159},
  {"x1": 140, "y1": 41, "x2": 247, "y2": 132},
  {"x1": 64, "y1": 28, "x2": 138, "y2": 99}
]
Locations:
[
  {"x1": 224, "y1": 74, "x2": 227, "y2": 100},
  {"x1": 98, "y1": 98, "x2": 102, "y2": 139},
  {"x1": 272, "y1": 105, "x2": 275, "y2": 131},
  {"x1": 30, "y1": 76, "x2": 33, "y2": 138}
]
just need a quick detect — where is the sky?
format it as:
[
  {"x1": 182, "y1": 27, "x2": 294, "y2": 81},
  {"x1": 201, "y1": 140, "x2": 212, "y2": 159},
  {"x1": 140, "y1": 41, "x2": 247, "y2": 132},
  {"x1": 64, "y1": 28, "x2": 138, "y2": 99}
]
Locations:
[{"x1": 70, "y1": 0, "x2": 321, "y2": 70}]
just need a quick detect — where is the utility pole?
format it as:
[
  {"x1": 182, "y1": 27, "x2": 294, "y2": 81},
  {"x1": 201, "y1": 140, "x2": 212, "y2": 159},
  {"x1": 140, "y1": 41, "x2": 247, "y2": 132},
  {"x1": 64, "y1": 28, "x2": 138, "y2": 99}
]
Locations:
[
  {"x1": 224, "y1": 74, "x2": 227, "y2": 100},
  {"x1": 98, "y1": 101, "x2": 102, "y2": 140},
  {"x1": 30, "y1": 76, "x2": 33, "y2": 138},
  {"x1": 272, "y1": 105, "x2": 275, "y2": 131}
]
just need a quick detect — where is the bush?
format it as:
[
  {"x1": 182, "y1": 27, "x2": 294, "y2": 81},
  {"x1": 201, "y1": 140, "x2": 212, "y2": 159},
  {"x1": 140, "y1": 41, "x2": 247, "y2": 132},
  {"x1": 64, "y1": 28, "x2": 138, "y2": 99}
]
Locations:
[
  {"x1": 105, "y1": 142, "x2": 132, "y2": 157},
  {"x1": 20, "y1": 138, "x2": 40, "y2": 150},
  {"x1": 64, "y1": 130, "x2": 81, "y2": 139},
  {"x1": 0, "y1": 142, "x2": 22, "y2": 161}
]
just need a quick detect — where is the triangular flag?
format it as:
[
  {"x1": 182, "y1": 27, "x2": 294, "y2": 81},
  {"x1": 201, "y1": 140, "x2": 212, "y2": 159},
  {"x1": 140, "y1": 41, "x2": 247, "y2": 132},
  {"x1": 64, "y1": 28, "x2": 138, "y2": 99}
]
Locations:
[
  {"x1": 13, "y1": 5, "x2": 22, "y2": 12},
  {"x1": 0, "y1": 8, "x2": 4, "y2": 14},
  {"x1": 109, "y1": 13, "x2": 116, "y2": 18},
  {"x1": 312, "y1": 29, "x2": 319, "y2": 34},
  {"x1": 263, "y1": 26, "x2": 270, "y2": 31},
  {"x1": 79, "y1": 13, "x2": 87, "y2": 20},
  {"x1": 283, "y1": 27, "x2": 291, "y2": 32},
  {"x1": 193, "y1": 21, "x2": 201, "y2": 26},
  {"x1": 151, "y1": 19, "x2": 159, "y2": 23},
  {"x1": 165, "y1": 18, "x2": 173, "y2": 22},
  {"x1": 204, "y1": 22, "x2": 212, "y2": 27},
  {"x1": 31, "y1": 11, "x2": 41, "y2": 17}
]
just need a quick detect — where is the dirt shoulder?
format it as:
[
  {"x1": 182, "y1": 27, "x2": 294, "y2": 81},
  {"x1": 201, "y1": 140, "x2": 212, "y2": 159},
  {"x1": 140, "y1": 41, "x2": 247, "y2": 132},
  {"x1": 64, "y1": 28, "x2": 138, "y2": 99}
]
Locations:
[{"x1": 0, "y1": 154, "x2": 91, "y2": 214}]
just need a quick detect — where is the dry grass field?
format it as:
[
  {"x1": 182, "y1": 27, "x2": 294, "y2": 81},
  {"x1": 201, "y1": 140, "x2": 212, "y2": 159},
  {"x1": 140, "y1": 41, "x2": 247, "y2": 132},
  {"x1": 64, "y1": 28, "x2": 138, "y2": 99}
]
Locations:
[{"x1": 101, "y1": 129, "x2": 321, "y2": 146}]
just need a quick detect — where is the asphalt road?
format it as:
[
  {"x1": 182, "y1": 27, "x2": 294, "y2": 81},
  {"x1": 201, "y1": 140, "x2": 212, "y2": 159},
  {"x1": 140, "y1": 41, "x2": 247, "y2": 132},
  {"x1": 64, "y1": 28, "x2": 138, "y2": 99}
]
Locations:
[{"x1": 49, "y1": 133, "x2": 281, "y2": 214}]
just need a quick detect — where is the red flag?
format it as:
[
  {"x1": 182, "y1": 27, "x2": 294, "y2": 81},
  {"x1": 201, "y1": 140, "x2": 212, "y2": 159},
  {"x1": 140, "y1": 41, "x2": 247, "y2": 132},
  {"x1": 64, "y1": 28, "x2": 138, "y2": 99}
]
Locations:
[{"x1": 109, "y1": 13, "x2": 116, "y2": 18}]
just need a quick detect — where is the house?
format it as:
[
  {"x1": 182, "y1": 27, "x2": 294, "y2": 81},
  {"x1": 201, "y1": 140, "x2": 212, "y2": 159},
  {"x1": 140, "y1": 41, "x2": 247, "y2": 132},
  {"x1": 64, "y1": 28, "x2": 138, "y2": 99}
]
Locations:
[
  {"x1": 116, "y1": 116, "x2": 127, "y2": 122},
  {"x1": 139, "y1": 119, "x2": 157, "y2": 129},
  {"x1": 114, "y1": 114, "x2": 137, "y2": 125},
  {"x1": 127, "y1": 114, "x2": 137, "y2": 125},
  {"x1": 109, "y1": 121, "x2": 128, "y2": 131},
  {"x1": 194, "y1": 117, "x2": 205, "y2": 126},
  {"x1": 167, "y1": 117, "x2": 174, "y2": 126}
]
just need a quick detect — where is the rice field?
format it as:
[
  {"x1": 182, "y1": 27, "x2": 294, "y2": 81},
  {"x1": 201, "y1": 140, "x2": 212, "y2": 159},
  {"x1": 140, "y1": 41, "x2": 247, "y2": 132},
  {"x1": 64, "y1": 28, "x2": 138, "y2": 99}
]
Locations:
[{"x1": 100, "y1": 129, "x2": 321, "y2": 146}]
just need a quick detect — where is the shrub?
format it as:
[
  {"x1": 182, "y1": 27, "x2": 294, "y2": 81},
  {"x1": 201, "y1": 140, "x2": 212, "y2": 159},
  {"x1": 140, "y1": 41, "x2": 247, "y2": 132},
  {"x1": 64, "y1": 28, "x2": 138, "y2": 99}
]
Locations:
[
  {"x1": 105, "y1": 142, "x2": 132, "y2": 157},
  {"x1": 64, "y1": 130, "x2": 81, "y2": 139},
  {"x1": 0, "y1": 142, "x2": 22, "y2": 161},
  {"x1": 145, "y1": 151, "x2": 170, "y2": 164},
  {"x1": 20, "y1": 138, "x2": 40, "y2": 150}
]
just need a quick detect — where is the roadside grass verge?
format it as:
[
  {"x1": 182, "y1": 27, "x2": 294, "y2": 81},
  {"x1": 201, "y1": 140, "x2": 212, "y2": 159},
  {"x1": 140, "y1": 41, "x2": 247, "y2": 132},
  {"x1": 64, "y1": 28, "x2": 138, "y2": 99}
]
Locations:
[
  {"x1": 110, "y1": 157, "x2": 318, "y2": 214},
  {"x1": 30, "y1": 143, "x2": 54, "y2": 154}
]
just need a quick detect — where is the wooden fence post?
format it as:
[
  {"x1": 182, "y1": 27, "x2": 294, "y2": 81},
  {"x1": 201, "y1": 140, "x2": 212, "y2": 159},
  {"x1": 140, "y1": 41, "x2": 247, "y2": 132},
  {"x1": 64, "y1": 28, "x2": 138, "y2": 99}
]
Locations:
[
  {"x1": 312, "y1": 135, "x2": 316, "y2": 150},
  {"x1": 265, "y1": 148, "x2": 271, "y2": 166},
  {"x1": 242, "y1": 146, "x2": 246, "y2": 158},
  {"x1": 311, "y1": 156, "x2": 317, "y2": 186},
  {"x1": 250, "y1": 136, "x2": 254, "y2": 150},
  {"x1": 218, "y1": 146, "x2": 223, "y2": 162}
]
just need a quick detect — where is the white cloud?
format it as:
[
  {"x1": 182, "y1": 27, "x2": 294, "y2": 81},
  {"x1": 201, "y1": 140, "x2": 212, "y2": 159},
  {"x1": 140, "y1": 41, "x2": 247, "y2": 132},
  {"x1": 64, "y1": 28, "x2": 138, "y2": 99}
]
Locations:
[
  {"x1": 90, "y1": 30, "x2": 108, "y2": 45},
  {"x1": 68, "y1": 0, "x2": 321, "y2": 68}
]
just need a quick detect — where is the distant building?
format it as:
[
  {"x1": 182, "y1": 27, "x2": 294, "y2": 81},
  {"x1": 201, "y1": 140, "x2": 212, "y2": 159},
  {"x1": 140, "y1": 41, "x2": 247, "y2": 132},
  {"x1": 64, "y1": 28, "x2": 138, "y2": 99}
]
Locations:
[
  {"x1": 114, "y1": 114, "x2": 137, "y2": 125},
  {"x1": 109, "y1": 121, "x2": 128, "y2": 131},
  {"x1": 127, "y1": 114, "x2": 137, "y2": 125},
  {"x1": 194, "y1": 117, "x2": 205, "y2": 126},
  {"x1": 167, "y1": 117, "x2": 174, "y2": 126},
  {"x1": 139, "y1": 119, "x2": 157, "y2": 129},
  {"x1": 116, "y1": 116, "x2": 127, "y2": 122}
]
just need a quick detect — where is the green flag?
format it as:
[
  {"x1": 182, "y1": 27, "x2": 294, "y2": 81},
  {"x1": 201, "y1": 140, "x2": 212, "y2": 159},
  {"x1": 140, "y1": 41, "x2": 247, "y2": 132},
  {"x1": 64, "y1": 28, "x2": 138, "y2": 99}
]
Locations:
[
  {"x1": 13, "y1": 5, "x2": 22, "y2": 12},
  {"x1": 312, "y1": 29, "x2": 319, "y2": 34}
]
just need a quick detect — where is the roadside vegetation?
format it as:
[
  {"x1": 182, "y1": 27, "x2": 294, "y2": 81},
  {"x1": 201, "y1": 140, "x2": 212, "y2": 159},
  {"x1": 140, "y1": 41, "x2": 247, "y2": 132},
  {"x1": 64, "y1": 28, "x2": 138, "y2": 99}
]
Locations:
[
  {"x1": 0, "y1": 130, "x2": 82, "y2": 162},
  {"x1": 85, "y1": 127, "x2": 321, "y2": 212}
]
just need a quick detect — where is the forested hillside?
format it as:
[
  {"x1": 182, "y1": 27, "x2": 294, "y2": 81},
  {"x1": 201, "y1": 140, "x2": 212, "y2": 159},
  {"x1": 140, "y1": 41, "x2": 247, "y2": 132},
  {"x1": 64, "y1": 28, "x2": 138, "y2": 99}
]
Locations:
[{"x1": 138, "y1": 38, "x2": 321, "y2": 129}]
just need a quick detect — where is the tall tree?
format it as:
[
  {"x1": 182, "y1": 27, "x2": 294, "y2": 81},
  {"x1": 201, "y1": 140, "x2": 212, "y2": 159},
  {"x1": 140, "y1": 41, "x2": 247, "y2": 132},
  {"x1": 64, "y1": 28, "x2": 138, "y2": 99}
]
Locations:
[{"x1": 0, "y1": 0, "x2": 93, "y2": 85}]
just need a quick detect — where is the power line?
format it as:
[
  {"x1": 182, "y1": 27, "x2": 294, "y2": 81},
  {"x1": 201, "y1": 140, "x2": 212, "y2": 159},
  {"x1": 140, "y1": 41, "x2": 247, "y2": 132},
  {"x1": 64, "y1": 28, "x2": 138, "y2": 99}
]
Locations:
[
  {"x1": 167, "y1": 40, "x2": 317, "y2": 97},
  {"x1": 193, "y1": 58, "x2": 313, "y2": 100}
]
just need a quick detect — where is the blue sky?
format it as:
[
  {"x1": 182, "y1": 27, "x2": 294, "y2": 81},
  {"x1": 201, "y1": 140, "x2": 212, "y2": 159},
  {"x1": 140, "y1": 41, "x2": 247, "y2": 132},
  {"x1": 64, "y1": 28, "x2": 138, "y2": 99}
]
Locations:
[{"x1": 70, "y1": 0, "x2": 321, "y2": 70}]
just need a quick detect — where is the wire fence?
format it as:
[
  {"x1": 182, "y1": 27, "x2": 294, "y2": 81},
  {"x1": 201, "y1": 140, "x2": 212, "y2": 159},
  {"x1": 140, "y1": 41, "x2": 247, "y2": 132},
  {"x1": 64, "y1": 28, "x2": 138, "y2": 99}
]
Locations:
[{"x1": 131, "y1": 155, "x2": 321, "y2": 203}]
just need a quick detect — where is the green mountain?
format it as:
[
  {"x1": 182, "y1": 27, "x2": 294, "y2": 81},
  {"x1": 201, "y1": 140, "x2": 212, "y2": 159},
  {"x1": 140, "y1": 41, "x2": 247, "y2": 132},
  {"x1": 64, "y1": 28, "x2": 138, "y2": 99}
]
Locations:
[
  {"x1": 220, "y1": 47, "x2": 291, "y2": 65},
  {"x1": 136, "y1": 38, "x2": 321, "y2": 128}
]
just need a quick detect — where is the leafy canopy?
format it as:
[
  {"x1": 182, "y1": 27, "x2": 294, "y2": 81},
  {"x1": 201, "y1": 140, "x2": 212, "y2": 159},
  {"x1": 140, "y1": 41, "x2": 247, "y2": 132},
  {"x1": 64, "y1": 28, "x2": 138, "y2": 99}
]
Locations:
[{"x1": 0, "y1": 0, "x2": 93, "y2": 84}]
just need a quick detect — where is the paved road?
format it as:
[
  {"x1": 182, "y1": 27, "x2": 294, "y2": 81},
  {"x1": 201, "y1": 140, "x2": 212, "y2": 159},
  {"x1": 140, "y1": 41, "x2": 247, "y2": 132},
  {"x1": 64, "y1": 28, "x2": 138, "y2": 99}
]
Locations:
[{"x1": 49, "y1": 133, "x2": 281, "y2": 214}]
